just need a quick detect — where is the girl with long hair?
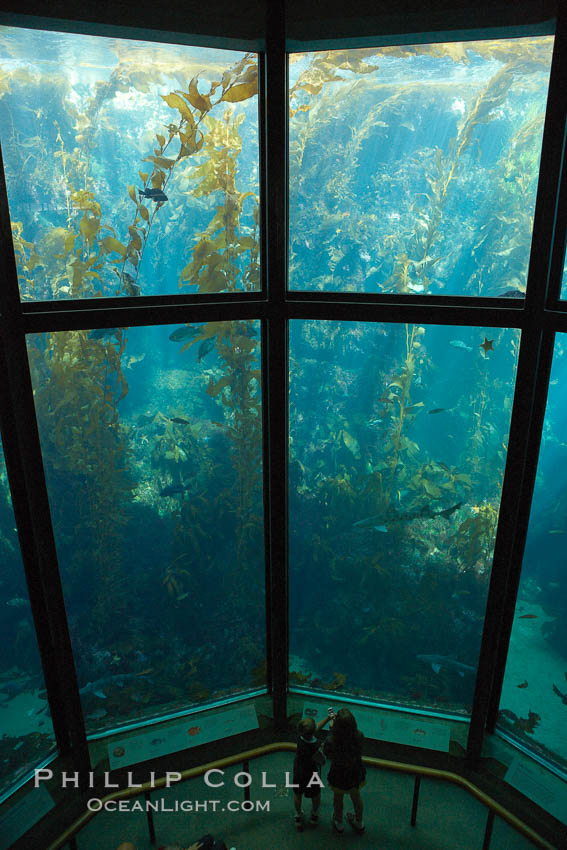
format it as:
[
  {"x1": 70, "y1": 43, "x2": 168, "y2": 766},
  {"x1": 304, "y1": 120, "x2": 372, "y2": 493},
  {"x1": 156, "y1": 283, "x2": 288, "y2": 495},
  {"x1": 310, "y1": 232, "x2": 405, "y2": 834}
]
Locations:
[{"x1": 323, "y1": 707, "x2": 366, "y2": 834}]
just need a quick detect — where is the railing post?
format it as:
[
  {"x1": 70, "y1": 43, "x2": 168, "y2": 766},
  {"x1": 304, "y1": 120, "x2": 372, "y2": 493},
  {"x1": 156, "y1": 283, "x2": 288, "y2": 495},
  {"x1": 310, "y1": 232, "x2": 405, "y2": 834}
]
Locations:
[
  {"x1": 410, "y1": 775, "x2": 421, "y2": 826},
  {"x1": 482, "y1": 810, "x2": 495, "y2": 850},
  {"x1": 145, "y1": 790, "x2": 156, "y2": 844},
  {"x1": 242, "y1": 760, "x2": 251, "y2": 802}
]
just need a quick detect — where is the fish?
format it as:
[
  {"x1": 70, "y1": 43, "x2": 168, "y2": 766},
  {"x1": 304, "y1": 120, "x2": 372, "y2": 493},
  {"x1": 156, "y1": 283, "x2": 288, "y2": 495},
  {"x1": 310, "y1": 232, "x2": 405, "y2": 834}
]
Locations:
[
  {"x1": 80, "y1": 672, "x2": 151, "y2": 699},
  {"x1": 428, "y1": 407, "x2": 451, "y2": 415},
  {"x1": 0, "y1": 677, "x2": 32, "y2": 695},
  {"x1": 78, "y1": 683, "x2": 107, "y2": 699},
  {"x1": 242, "y1": 324, "x2": 258, "y2": 338},
  {"x1": 88, "y1": 328, "x2": 119, "y2": 340},
  {"x1": 517, "y1": 680, "x2": 528, "y2": 689},
  {"x1": 160, "y1": 483, "x2": 190, "y2": 497},
  {"x1": 138, "y1": 187, "x2": 168, "y2": 202},
  {"x1": 354, "y1": 501, "x2": 462, "y2": 529},
  {"x1": 512, "y1": 711, "x2": 540, "y2": 733},
  {"x1": 6, "y1": 597, "x2": 30, "y2": 608},
  {"x1": 518, "y1": 614, "x2": 538, "y2": 619},
  {"x1": 170, "y1": 417, "x2": 191, "y2": 426},
  {"x1": 137, "y1": 412, "x2": 156, "y2": 426},
  {"x1": 499, "y1": 708, "x2": 518, "y2": 723},
  {"x1": 197, "y1": 337, "x2": 216, "y2": 361},
  {"x1": 87, "y1": 708, "x2": 108, "y2": 721},
  {"x1": 435, "y1": 502, "x2": 462, "y2": 518},
  {"x1": 126, "y1": 353, "x2": 146, "y2": 369},
  {"x1": 334, "y1": 246, "x2": 368, "y2": 278},
  {"x1": 121, "y1": 272, "x2": 140, "y2": 297},
  {"x1": 449, "y1": 340, "x2": 473, "y2": 351},
  {"x1": 168, "y1": 325, "x2": 203, "y2": 342},
  {"x1": 416, "y1": 654, "x2": 475, "y2": 677},
  {"x1": 498, "y1": 288, "x2": 524, "y2": 298},
  {"x1": 373, "y1": 525, "x2": 388, "y2": 533}
]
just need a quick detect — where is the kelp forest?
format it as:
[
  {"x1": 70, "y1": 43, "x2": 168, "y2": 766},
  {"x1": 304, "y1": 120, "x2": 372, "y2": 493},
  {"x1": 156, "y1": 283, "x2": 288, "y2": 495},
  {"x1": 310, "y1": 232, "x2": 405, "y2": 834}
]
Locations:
[
  {"x1": 0, "y1": 32, "x2": 264, "y2": 792},
  {"x1": 1, "y1": 29, "x2": 567, "y2": 796}
]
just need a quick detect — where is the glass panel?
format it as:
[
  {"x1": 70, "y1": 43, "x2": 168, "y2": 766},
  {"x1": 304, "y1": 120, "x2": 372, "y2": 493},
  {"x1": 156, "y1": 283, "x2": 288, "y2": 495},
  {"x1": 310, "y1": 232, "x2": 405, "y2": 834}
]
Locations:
[
  {"x1": 289, "y1": 38, "x2": 553, "y2": 295},
  {"x1": 27, "y1": 320, "x2": 265, "y2": 734},
  {"x1": 499, "y1": 333, "x2": 567, "y2": 772},
  {"x1": 289, "y1": 320, "x2": 519, "y2": 714},
  {"x1": 1, "y1": 27, "x2": 259, "y2": 300},
  {"x1": 0, "y1": 436, "x2": 56, "y2": 796}
]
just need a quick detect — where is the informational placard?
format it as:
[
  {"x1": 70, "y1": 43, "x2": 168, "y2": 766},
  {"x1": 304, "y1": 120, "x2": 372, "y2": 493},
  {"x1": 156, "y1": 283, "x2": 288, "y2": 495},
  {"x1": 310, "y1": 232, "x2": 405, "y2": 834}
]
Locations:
[
  {"x1": 109, "y1": 702, "x2": 258, "y2": 769},
  {"x1": 303, "y1": 702, "x2": 450, "y2": 752},
  {"x1": 0, "y1": 784, "x2": 54, "y2": 850},
  {"x1": 506, "y1": 757, "x2": 567, "y2": 824}
]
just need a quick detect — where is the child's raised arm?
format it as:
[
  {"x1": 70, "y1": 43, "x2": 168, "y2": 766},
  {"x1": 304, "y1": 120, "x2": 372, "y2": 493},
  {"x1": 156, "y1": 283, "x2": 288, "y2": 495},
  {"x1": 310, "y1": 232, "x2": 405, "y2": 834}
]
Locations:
[{"x1": 316, "y1": 707, "x2": 336, "y2": 732}]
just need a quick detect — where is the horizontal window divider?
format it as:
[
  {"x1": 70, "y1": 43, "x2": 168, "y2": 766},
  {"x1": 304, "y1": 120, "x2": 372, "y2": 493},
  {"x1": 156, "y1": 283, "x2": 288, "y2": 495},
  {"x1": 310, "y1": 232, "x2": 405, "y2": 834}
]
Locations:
[
  {"x1": 543, "y1": 308, "x2": 567, "y2": 330},
  {"x1": 21, "y1": 292, "x2": 268, "y2": 313},
  {"x1": 16, "y1": 299, "x2": 567, "y2": 334},
  {"x1": 284, "y1": 299, "x2": 528, "y2": 328},
  {"x1": 20, "y1": 301, "x2": 270, "y2": 334}
]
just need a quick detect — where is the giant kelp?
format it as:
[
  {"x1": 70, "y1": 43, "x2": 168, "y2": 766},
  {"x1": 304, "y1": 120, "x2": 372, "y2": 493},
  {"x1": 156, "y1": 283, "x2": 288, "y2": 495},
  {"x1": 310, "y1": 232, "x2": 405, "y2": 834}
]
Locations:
[
  {"x1": 287, "y1": 41, "x2": 542, "y2": 712},
  {"x1": 288, "y1": 316, "x2": 517, "y2": 711},
  {"x1": 4, "y1": 39, "x2": 263, "y2": 728},
  {"x1": 289, "y1": 37, "x2": 552, "y2": 296}
]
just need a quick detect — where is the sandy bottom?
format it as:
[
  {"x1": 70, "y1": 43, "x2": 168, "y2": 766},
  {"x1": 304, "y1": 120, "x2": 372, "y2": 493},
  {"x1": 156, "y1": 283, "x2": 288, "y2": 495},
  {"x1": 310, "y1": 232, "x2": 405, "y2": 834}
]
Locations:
[
  {"x1": 498, "y1": 599, "x2": 566, "y2": 763},
  {"x1": 0, "y1": 689, "x2": 52, "y2": 738}
]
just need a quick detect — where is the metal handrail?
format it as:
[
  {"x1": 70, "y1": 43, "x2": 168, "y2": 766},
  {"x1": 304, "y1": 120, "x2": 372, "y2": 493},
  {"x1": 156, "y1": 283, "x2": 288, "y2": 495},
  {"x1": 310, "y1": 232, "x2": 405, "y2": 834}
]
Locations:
[{"x1": 42, "y1": 742, "x2": 556, "y2": 850}]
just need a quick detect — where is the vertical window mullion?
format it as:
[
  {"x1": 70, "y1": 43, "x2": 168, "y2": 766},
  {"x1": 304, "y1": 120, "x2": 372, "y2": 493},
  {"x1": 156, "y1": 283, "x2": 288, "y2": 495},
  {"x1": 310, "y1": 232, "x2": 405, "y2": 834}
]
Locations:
[
  {"x1": 263, "y1": 3, "x2": 289, "y2": 729},
  {"x1": 467, "y1": 7, "x2": 567, "y2": 763},
  {"x1": 0, "y1": 148, "x2": 90, "y2": 780}
]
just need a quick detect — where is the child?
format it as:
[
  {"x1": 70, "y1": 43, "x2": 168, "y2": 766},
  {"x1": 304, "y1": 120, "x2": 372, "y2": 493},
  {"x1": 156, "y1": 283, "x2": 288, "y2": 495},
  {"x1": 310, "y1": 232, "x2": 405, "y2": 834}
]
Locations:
[
  {"x1": 292, "y1": 709, "x2": 333, "y2": 831},
  {"x1": 323, "y1": 707, "x2": 366, "y2": 834}
]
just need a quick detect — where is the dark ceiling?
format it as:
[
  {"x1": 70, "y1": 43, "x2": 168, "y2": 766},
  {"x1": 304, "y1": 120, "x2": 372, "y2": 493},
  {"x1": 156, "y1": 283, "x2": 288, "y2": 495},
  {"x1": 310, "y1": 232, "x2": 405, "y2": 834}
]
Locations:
[{"x1": 0, "y1": 1, "x2": 559, "y2": 48}]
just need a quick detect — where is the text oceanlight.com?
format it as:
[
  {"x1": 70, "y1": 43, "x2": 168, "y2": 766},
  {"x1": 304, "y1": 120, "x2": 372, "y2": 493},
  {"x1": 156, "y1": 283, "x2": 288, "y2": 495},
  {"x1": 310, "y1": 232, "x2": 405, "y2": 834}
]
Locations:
[{"x1": 86, "y1": 799, "x2": 271, "y2": 813}]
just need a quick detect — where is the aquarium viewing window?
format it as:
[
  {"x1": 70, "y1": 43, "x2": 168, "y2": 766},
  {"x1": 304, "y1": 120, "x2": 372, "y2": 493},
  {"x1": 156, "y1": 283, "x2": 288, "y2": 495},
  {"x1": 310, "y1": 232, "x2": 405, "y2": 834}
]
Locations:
[
  {"x1": 499, "y1": 333, "x2": 567, "y2": 774},
  {"x1": 289, "y1": 39, "x2": 553, "y2": 296},
  {"x1": 289, "y1": 320, "x2": 519, "y2": 714},
  {"x1": 26, "y1": 320, "x2": 264, "y2": 738},
  {"x1": 1, "y1": 27, "x2": 260, "y2": 300},
  {"x1": 0, "y1": 438, "x2": 57, "y2": 794},
  {"x1": 0, "y1": 5, "x2": 566, "y2": 836}
]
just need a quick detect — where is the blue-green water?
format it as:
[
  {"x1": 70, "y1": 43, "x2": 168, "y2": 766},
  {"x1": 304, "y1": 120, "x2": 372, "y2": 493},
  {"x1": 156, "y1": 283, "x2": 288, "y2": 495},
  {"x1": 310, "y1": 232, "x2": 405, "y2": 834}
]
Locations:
[{"x1": 1, "y1": 27, "x2": 566, "y2": 801}]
